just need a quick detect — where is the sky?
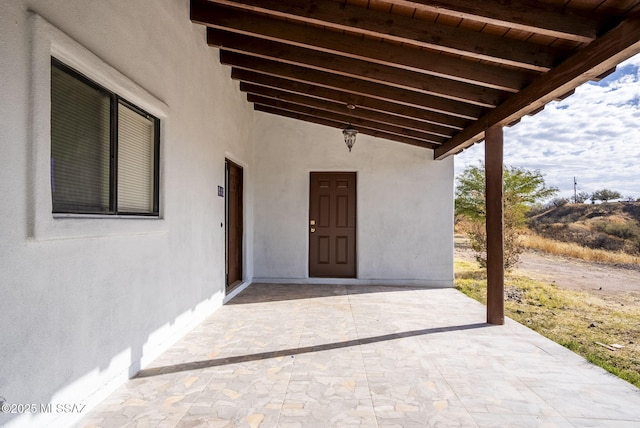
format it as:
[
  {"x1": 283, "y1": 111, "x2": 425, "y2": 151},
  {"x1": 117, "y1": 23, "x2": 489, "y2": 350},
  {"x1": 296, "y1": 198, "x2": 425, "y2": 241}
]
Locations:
[{"x1": 454, "y1": 53, "x2": 640, "y2": 202}]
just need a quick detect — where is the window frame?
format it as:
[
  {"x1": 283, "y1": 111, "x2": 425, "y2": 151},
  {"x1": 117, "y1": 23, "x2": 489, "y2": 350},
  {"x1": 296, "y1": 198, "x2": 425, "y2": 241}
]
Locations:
[
  {"x1": 31, "y1": 14, "x2": 168, "y2": 241},
  {"x1": 51, "y1": 58, "x2": 161, "y2": 216}
]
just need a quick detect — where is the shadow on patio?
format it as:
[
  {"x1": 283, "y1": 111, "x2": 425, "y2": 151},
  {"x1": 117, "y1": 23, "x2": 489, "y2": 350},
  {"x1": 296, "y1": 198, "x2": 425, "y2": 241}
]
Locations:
[
  {"x1": 135, "y1": 323, "x2": 489, "y2": 378},
  {"x1": 81, "y1": 284, "x2": 640, "y2": 427}
]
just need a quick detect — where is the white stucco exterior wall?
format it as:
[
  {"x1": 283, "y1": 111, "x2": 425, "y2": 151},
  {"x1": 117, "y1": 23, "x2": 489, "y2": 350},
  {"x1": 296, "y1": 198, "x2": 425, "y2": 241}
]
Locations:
[
  {"x1": 252, "y1": 113, "x2": 454, "y2": 286},
  {"x1": 0, "y1": 1, "x2": 254, "y2": 427},
  {"x1": 1, "y1": 1, "x2": 455, "y2": 426}
]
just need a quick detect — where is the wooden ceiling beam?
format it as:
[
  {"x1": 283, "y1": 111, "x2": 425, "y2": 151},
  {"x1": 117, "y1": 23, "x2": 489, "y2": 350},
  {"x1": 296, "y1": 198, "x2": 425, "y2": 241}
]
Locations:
[
  {"x1": 435, "y1": 11, "x2": 640, "y2": 159},
  {"x1": 593, "y1": 67, "x2": 617, "y2": 82},
  {"x1": 199, "y1": 0, "x2": 559, "y2": 71},
  {"x1": 243, "y1": 87, "x2": 455, "y2": 138},
  {"x1": 250, "y1": 96, "x2": 447, "y2": 144},
  {"x1": 392, "y1": 0, "x2": 601, "y2": 43},
  {"x1": 208, "y1": 29, "x2": 503, "y2": 107},
  {"x1": 254, "y1": 105, "x2": 438, "y2": 150},
  {"x1": 220, "y1": 51, "x2": 485, "y2": 120},
  {"x1": 191, "y1": 1, "x2": 534, "y2": 91},
  {"x1": 233, "y1": 70, "x2": 470, "y2": 130},
  {"x1": 553, "y1": 90, "x2": 575, "y2": 101}
]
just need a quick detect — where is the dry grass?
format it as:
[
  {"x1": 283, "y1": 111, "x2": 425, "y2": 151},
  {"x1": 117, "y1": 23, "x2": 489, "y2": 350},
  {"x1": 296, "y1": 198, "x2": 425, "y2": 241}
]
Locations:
[
  {"x1": 522, "y1": 233, "x2": 640, "y2": 265},
  {"x1": 455, "y1": 259, "x2": 640, "y2": 388}
]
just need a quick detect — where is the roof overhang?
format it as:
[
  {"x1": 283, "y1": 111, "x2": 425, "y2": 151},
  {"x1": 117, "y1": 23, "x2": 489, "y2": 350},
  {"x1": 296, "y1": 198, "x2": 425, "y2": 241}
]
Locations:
[{"x1": 190, "y1": 0, "x2": 640, "y2": 160}]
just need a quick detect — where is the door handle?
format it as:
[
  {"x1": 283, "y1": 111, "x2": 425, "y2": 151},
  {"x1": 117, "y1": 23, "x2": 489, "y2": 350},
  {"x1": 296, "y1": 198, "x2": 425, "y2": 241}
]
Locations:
[{"x1": 310, "y1": 228, "x2": 316, "y2": 233}]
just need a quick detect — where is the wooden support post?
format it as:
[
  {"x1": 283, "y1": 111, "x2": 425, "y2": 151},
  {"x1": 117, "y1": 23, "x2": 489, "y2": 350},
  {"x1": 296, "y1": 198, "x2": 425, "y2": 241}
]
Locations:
[{"x1": 485, "y1": 126, "x2": 504, "y2": 325}]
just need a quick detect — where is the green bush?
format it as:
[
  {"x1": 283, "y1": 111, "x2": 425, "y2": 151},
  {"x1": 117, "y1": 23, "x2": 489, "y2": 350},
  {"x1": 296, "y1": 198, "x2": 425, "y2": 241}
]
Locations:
[{"x1": 596, "y1": 222, "x2": 640, "y2": 240}]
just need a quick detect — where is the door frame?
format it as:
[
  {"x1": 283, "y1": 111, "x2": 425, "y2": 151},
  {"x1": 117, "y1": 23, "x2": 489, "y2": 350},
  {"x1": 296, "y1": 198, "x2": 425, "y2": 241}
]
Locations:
[
  {"x1": 225, "y1": 158, "x2": 244, "y2": 292},
  {"x1": 308, "y1": 171, "x2": 358, "y2": 278}
]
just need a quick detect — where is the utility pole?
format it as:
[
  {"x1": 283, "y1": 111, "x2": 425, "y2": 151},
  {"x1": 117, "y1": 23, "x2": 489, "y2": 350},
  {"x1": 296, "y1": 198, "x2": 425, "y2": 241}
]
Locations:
[{"x1": 574, "y1": 177, "x2": 577, "y2": 203}]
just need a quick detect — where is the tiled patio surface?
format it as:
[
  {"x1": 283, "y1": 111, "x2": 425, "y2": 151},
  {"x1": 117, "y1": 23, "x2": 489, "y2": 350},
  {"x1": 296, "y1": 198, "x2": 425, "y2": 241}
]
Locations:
[{"x1": 81, "y1": 284, "x2": 640, "y2": 427}]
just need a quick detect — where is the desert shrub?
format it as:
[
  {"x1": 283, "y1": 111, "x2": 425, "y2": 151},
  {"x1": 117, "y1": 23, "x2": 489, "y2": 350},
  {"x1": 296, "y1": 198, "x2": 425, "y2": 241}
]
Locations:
[
  {"x1": 593, "y1": 221, "x2": 640, "y2": 240},
  {"x1": 590, "y1": 234, "x2": 625, "y2": 252},
  {"x1": 606, "y1": 223, "x2": 640, "y2": 240},
  {"x1": 550, "y1": 197, "x2": 569, "y2": 207},
  {"x1": 526, "y1": 203, "x2": 546, "y2": 217},
  {"x1": 456, "y1": 165, "x2": 557, "y2": 271},
  {"x1": 467, "y1": 213, "x2": 524, "y2": 271}
]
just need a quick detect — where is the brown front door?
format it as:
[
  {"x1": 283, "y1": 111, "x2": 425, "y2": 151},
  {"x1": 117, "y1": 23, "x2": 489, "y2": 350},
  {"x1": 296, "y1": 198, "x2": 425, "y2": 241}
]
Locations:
[
  {"x1": 226, "y1": 159, "x2": 243, "y2": 291},
  {"x1": 309, "y1": 172, "x2": 357, "y2": 278}
]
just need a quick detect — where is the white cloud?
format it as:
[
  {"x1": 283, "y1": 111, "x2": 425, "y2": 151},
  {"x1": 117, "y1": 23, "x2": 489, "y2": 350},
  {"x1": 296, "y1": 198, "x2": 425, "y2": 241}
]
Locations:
[{"x1": 455, "y1": 53, "x2": 640, "y2": 201}]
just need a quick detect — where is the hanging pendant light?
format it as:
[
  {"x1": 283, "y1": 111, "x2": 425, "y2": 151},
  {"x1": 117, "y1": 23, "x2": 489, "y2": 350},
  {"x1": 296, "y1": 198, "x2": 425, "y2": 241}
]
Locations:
[
  {"x1": 342, "y1": 104, "x2": 358, "y2": 152},
  {"x1": 342, "y1": 124, "x2": 358, "y2": 152}
]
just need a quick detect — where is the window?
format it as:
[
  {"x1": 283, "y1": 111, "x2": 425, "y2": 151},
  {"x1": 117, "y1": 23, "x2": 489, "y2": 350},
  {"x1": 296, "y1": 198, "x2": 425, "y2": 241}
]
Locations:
[{"x1": 51, "y1": 58, "x2": 160, "y2": 215}]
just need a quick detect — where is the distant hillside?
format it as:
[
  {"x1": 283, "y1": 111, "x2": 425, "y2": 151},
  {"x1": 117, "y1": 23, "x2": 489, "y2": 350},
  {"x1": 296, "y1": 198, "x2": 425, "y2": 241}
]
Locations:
[{"x1": 528, "y1": 202, "x2": 640, "y2": 255}]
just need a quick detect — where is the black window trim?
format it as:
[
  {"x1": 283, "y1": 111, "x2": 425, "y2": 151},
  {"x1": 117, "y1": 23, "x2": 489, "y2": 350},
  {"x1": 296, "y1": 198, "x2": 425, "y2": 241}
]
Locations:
[{"x1": 51, "y1": 57, "x2": 160, "y2": 216}]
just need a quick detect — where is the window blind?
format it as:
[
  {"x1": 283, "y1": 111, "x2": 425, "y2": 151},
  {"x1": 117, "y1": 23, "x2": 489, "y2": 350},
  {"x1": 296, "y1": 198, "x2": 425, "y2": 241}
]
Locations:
[
  {"x1": 51, "y1": 64, "x2": 111, "y2": 213},
  {"x1": 117, "y1": 103, "x2": 155, "y2": 213}
]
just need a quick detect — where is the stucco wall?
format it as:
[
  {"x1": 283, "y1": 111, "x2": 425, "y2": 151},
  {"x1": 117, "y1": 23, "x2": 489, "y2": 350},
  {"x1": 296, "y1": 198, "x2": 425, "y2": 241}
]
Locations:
[
  {"x1": 0, "y1": 1, "x2": 455, "y2": 425},
  {"x1": 252, "y1": 113, "x2": 454, "y2": 286},
  {"x1": 0, "y1": 1, "x2": 254, "y2": 426}
]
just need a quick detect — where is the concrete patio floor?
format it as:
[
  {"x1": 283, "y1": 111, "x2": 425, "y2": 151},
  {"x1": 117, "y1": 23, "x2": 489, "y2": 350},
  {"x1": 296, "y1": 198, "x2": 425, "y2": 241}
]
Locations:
[{"x1": 81, "y1": 284, "x2": 640, "y2": 427}]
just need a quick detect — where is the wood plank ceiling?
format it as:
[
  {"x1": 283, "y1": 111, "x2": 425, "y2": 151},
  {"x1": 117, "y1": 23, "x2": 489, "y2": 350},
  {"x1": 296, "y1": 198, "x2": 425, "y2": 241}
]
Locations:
[{"x1": 191, "y1": 0, "x2": 640, "y2": 159}]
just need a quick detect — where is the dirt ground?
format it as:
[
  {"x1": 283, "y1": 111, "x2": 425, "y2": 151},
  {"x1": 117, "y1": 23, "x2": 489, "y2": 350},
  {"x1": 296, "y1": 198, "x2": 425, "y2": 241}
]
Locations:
[{"x1": 455, "y1": 244, "x2": 640, "y2": 301}]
